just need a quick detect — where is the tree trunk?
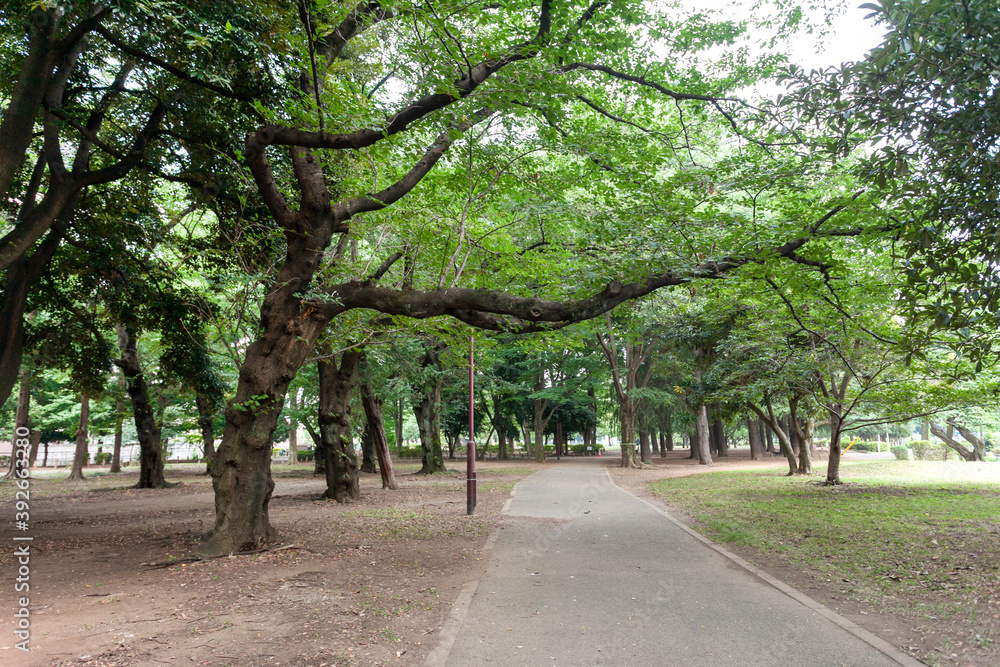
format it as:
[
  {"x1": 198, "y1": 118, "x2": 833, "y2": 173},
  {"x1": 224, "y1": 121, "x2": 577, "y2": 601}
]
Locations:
[
  {"x1": 5, "y1": 362, "x2": 32, "y2": 479},
  {"x1": 694, "y1": 404, "x2": 712, "y2": 465},
  {"x1": 789, "y1": 397, "x2": 814, "y2": 475},
  {"x1": 688, "y1": 430, "x2": 697, "y2": 459},
  {"x1": 196, "y1": 392, "x2": 217, "y2": 473},
  {"x1": 497, "y1": 426, "x2": 509, "y2": 460},
  {"x1": 447, "y1": 433, "x2": 457, "y2": 460},
  {"x1": 921, "y1": 419, "x2": 929, "y2": 441},
  {"x1": 110, "y1": 374, "x2": 125, "y2": 473},
  {"x1": 552, "y1": 417, "x2": 562, "y2": 458},
  {"x1": 414, "y1": 343, "x2": 447, "y2": 474},
  {"x1": 748, "y1": 401, "x2": 796, "y2": 475},
  {"x1": 395, "y1": 397, "x2": 404, "y2": 456},
  {"x1": 67, "y1": 393, "x2": 89, "y2": 481},
  {"x1": 360, "y1": 383, "x2": 398, "y2": 490},
  {"x1": 619, "y1": 400, "x2": 641, "y2": 468},
  {"x1": 826, "y1": 413, "x2": 845, "y2": 485},
  {"x1": 712, "y1": 407, "x2": 729, "y2": 457},
  {"x1": 360, "y1": 422, "x2": 377, "y2": 473},
  {"x1": 747, "y1": 418, "x2": 764, "y2": 461},
  {"x1": 116, "y1": 327, "x2": 169, "y2": 489},
  {"x1": 930, "y1": 421, "x2": 985, "y2": 462},
  {"x1": 319, "y1": 346, "x2": 363, "y2": 501},
  {"x1": 639, "y1": 427, "x2": 652, "y2": 464},
  {"x1": 522, "y1": 420, "x2": 533, "y2": 458},
  {"x1": 24, "y1": 429, "x2": 39, "y2": 469},
  {"x1": 764, "y1": 421, "x2": 776, "y2": 453}
]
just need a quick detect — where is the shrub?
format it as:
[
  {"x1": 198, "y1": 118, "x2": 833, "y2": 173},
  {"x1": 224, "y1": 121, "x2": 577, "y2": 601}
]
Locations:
[
  {"x1": 890, "y1": 445, "x2": 910, "y2": 460},
  {"x1": 850, "y1": 441, "x2": 877, "y2": 452},
  {"x1": 94, "y1": 452, "x2": 111, "y2": 465},
  {"x1": 569, "y1": 444, "x2": 605, "y2": 455},
  {"x1": 910, "y1": 440, "x2": 934, "y2": 460}
]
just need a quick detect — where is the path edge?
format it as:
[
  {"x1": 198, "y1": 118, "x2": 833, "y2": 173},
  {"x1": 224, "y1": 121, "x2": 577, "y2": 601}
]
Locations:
[
  {"x1": 604, "y1": 468, "x2": 925, "y2": 667},
  {"x1": 423, "y1": 469, "x2": 537, "y2": 667}
]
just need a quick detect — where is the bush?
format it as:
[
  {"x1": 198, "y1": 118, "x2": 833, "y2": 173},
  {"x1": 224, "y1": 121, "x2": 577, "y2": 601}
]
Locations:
[
  {"x1": 94, "y1": 452, "x2": 111, "y2": 465},
  {"x1": 397, "y1": 446, "x2": 424, "y2": 458},
  {"x1": 909, "y1": 440, "x2": 931, "y2": 459},
  {"x1": 890, "y1": 445, "x2": 910, "y2": 460},
  {"x1": 850, "y1": 441, "x2": 877, "y2": 452},
  {"x1": 569, "y1": 444, "x2": 605, "y2": 456}
]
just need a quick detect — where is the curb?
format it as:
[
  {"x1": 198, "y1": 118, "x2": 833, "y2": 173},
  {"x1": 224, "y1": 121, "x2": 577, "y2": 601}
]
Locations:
[{"x1": 604, "y1": 469, "x2": 925, "y2": 667}]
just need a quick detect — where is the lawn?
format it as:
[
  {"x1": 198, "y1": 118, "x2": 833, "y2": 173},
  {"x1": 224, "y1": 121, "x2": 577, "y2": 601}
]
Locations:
[{"x1": 648, "y1": 460, "x2": 1000, "y2": 665}]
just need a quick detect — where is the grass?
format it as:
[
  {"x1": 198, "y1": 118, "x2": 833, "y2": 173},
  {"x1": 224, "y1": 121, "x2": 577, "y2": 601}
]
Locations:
[{"x1": 649, "y1": 460, "x2": 1000, "y2": 622}]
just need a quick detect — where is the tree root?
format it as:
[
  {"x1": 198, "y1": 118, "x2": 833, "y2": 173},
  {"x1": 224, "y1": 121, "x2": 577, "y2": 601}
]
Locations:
[{"x1": 143, "y1": 543, "x2": 315, "y2": 569}]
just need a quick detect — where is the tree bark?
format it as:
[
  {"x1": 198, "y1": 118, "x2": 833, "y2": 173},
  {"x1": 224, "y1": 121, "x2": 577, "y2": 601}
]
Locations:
[
  {"x1": 28, "y1": 431, "x2": 40, "y2": 468},
  {"x1": 360, "y1": 422, "x2": 377, "y2": 473},
  {"x1": 319, "y1": 346, "x2": 363, "y2": 501},
  {"x1": 639, "y1": 427, "x2": 652, "y2": 464},
  {"x1": 748, "y1": 400, "x2": 797, "y2": 475},
  {"x1": 67, "y1": 393, "x2": 89, "y2": 480},
  {"x1": 930, "y1": 421, "x2": 985, "y2": 461},
  {"x1": 115, "y1": 326, "x2": 169, "y2": 489},
  {"x1": 789, "y1": 396, "x2": 814, "y2": 475},
  {"x1": 711, "y1": 407, "x2": 729, "y2": 457},
  {"x1": 395, "y1": 397, "x2": 404, "y2": 456},
  {"x1": 5, "y1": 362, "x2": 32, "y2": 479},
  {"x1": 747, "y1": 418, "x2": 764, "y2": 461},
  {"x1": 110, "y1": 374, "x2": 125, "y2": 473},
  {"x1": 413, "y1": 342, "x2": 447, "y2": 473},
  {"x1": 360, "y1": 383, "x2": 398, "y2": 490},
  {"x1": 694, "y1": 404, "x2": 712, "y2": 465}
]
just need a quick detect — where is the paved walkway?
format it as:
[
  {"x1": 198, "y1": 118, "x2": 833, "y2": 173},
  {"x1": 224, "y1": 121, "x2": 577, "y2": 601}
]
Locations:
[{"x1": 435, "y1": 459, "x2": 912, "y2": 667}]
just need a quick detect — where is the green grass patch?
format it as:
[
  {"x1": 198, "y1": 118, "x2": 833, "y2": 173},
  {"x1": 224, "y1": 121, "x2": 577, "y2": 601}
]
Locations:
[{"x1": 649, "y1": 460, "x2": 1000, "y2": 614}]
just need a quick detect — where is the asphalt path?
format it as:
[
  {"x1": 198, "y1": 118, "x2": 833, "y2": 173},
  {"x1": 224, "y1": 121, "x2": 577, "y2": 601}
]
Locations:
[{"x1": 434, "y1": 458, "x2": 915, "y2": 667}]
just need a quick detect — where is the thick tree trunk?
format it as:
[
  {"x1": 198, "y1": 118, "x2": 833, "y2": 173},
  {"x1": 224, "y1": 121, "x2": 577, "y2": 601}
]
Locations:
[
  {"x1": 28, "y1": 431, "x2": 40, "y2": 468},
  {"x1": 694, "y1": 404, "x2": 712, "y2": 465},
  {"x1": 68, "y1": 394, "x2": 89, "y2": 481},
  {"x1": 712, "y1": 407, "x2": 729, "y2": 457},
  {"x1": 619, "y1": 401, "x2": 641, "y2": 468},
  {"x1": 5, "y1": 362, "x2": 32, "y2": 479},
  {"x1": 196, "y1": 392, "x2": 217, "y2": 473},
  {"x1": 319, "y1": 346, "x2": 363, "y2": 501},
  {"x1": 497, "y1": 426, "x2": 509, "y2": 460},
  {"x1": 360, "y1": 423, "x2": 377, "y2": 473},
  {"x1": 414, "y1": 343, "x2": 447, "y2": 473},
  {"x1": 521, "y1": 420, "x2": 533, "y2": 458},
  {"x1": 826, "y1": 414, "x2": 845, "y2": 485},
  {"x1": 688, "y1": 430, "x2": 697, "y2": 459},
  {"x1": 116, "y1": 327, "x2": 169, "y2": 489},
  {"x1": 414, "y1": 389, "x2": 446, "y2": 474},
  {"x1": 747, "y1": 418, "x2": 764, "y2": 461},
  {"x1": 639, "y1": 428, "x2": 652, "y2": 464},
  {"x1": 110, "y1": 374, "x2": 125, "y2": 473},
  {"x1": 764, "y1": 422, "x2": 776, "y2": 453},
  {"x1": 360, "y1": 383, "x2": 398, "y2": 490},
  {"x1": 447, "y1": 433, "x2": 456, "y2": 460}
]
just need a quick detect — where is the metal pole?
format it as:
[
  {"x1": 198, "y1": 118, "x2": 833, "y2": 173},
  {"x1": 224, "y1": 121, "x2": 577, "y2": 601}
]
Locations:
[{"x1": 467, "y1": 335, "x2": 477, "y2": 515}]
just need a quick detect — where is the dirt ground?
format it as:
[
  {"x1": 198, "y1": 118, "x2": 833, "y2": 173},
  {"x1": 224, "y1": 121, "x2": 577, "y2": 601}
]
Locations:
[
  {"x1": 0, "y1": 459, "x2": 543, "y2": 667},
  {"x1": 607, "y1": 449, "x2": 1000, "y2": 667}
]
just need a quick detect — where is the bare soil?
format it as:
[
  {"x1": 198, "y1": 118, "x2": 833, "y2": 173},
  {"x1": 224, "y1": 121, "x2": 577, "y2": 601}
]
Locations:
[
  {"x1": 0, "y1": 460, "x2": 543, "y2": 667},
  {"x1": 608, "y1": 449, "x2": 1000, "y2": 667}
]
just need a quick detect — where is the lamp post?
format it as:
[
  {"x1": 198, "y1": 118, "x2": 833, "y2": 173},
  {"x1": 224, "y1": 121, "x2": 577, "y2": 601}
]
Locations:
[{"x1": 467, "y1": 335, "x2": 477, "y2": 515}]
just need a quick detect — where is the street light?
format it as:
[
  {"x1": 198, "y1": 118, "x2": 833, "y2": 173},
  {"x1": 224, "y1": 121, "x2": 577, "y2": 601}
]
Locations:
[{"x1": 467, "y1": 335, "x2": 477, "y2": 515}]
